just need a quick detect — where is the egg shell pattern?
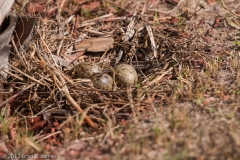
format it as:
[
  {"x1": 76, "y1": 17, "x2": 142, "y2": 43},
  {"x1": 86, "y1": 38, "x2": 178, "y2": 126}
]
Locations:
[
  {"x1": 90, "y1": 73, "x2": 113, "y2": 91},
  {"x1": 74, "y1": 62, "x2": 102, "y2": 79},
  {"x1": 114, "y1": 64, "x2": 138, "y2": 85}
]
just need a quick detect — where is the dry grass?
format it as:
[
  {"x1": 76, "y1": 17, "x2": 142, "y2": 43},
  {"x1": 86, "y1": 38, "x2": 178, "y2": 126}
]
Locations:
[{"x1": 1, "y1": 0, "x2": 240, "y2": 159}]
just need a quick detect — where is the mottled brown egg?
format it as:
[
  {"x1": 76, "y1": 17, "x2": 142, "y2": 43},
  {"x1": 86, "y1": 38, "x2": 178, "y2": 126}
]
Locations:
[
  {"x1": 71, "y1": 62, "x2": 102, "y2": 79},
  {"x1": 90, "y1": 73, "x2": 113, "y2": 91},
  {"x1": 114, "y1": 64, "x2": 138, "y2": 85}
]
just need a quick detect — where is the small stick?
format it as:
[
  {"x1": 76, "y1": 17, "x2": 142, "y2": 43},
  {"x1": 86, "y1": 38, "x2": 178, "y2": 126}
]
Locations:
[
  {"x1": 36, "y1": 50, "x2": 98, "y2": 131},
  {"x1": 58, "y1": 0, "x2": 67, "y2": 22},
  {"x1": 222, "y1": 0, "x2": 240, "y2": 18},
  {"x1": 79, "y1": 22, "x2": 96, "y2": 28},
  {"x1": 82, "y1": 14, "x2": 113, "y2": 24},
  {"x1": 103, "y1": 16, "x2": 127, "y2": 22},
  {"x1": 127, "y1": 87, "x2": 138, "y2": 123},
  {"x1": 143, "y1": 67, "x2": 173, "y2": 88},
  {"x1": 116, "y1": 6, "x2": 138, "y2": 64},
  {"x1": 84, "y1": 29, "x2": 105, "y2": 35},
  {"x1": 3, "y1": 69, "x2": 24, "y2": 81},
  {"x1": 146, "y1": 26, "x2": 158, "y2": 58},
  {"x1": 55, "y1": 72, "x2": 98, "y2": 131},
  {"x1": 53, "y1": 68, "x2": 74, "y2": 85},
  {"x1": 36, "y1": 131, "x2": 62, "y2": 143},
  {"x1": 8, "y1": 64, "x2": 46, "y2": 86},
  {"x1": 0, "y1": 83, "x2": 36, "y2": 107},
  {"x1": 11, "y1": 39, "x2": 29, "y2": 68}
]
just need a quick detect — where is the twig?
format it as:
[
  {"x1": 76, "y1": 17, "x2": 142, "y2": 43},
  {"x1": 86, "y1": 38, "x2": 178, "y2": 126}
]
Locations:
[
  {"x1": 146, "y1": 25, "x2": 158, "y2": 58},
  {"x1": 79, "y1": 22, "x2": 96, "y2": 28},
  {"x1": 11, "y1": 39, "x2": 29, "y2": 68},
  {"x1": 222, "y1": 0, "x2": 240, "y2": 18},
  {"x1": 127, "y1": 87, "x2": 138, "y2": 123},
  {"x1": 8, "y1": 64, "x2": 46, "y2": 86},
  {"x1": 53, "y1": 68, "x2": 74, "y2": 85},
  {"x1": 58, "y1": 0, "x2": 67, "y2": 22},
  {"x1": 56, "y1": 72, "x2": 98, "y2": 130},
  {"x1": 36, "y1": 131, "x2": 62, "y2": 143},
  {"x1": 103, "y1": 16, "x2": 127, "y2": 22},
  {"x1": 36, "y1": 50, "x2": 98, "y2": 131},
  {"x1": 116, "y1": 6, "x2": 138, "y2": 64},
  {"x1": 84, "y1": 29, "x2": 105, "y2": 35},
  {"x1": 2, "y1": 69, "x2": 24, "y2": 81},
  {"x1": 143, "y1": 67, "x2": 173, "y2": 88},
  {"x1": 0, "y1": 83, "x2": 36, "y2": 107},
  {"x1": 82, "y1": 13, "x2": 113, "y2": 24},
  {"x1": 80, "y1": 134, "x2": 104, "y2": 141},
  {"x1": 101, "y1": 125, "x2": 120, "y2": 144}
]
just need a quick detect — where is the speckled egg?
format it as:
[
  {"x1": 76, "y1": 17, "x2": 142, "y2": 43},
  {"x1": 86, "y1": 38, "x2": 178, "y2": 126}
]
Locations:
[
  {"x1": 114, "y1": 64, "x2": 138, "y2": 85},
  {"x1": 71, "y1": 62, "x2": 102, "y2": 79},
  {"x1": 90, "y1": 73, "x2": 114, "y2": 91}
]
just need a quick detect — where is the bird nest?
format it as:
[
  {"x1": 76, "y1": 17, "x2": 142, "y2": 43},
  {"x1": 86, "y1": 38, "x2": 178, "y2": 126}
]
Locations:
[{"x1": 1, "y1": 4, "x2": 208, "y2": 133}]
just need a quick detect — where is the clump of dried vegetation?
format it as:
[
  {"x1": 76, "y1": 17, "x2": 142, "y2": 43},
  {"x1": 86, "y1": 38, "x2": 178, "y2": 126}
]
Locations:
[{"x1": 1, "y1": 0, "x2": 240, "y2": 159}]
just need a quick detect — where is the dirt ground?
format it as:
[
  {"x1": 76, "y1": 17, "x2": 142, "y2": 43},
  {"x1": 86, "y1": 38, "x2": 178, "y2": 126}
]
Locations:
[{"x1": 1, "y1": 0, "x2": 240, "y2": 159}]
